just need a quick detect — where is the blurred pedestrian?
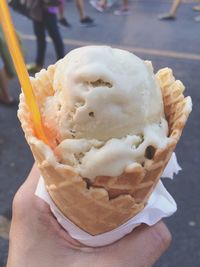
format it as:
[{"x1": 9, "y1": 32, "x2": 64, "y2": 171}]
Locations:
[
  {"x1": 76, "y1": 0, "x2": 94, "y2": 26},
  {"x1": 58, "y1": 2, "x2": 71, "y2": 27},
  {"x1": 158, "y1": 0, "x2": 181, "y2": 20},
  {"x1": 158, "y1": 0, "x2": 200, "y2": 21},
  {"x1": 45, "y1": 1, "x2": 95, "y2": 32},
  {"x1": 27, "y1": 0, "x2": 65, "y2": 73}
]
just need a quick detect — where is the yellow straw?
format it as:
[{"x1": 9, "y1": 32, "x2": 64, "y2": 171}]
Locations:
[{"x1": 0, "y1": 0, "x2": 49, "y2": 145}]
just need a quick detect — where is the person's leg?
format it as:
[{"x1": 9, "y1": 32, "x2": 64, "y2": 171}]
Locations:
[
  {"x1": 76, "y1": 0, "x2": 94, "y2": 26},
  {"x1": 158, "y1": 0, "x2": 182, "y2": 20},
  {"x1": 27, "y1": 20, "x2": 46, "y2": 73},
  {"x1": 123, "y1": 0, "x2": 129, "y2": 9},
  {"x1": 58, "y1": 1, "x2": 65, "y2": 19},
  {"x1": 193, "y1": 5, "x2": 200, "y2": 11},
  {"x1": 169, "y1": 0, "x2": 182, "y2": 16},
  {"x1": 0, "y1": 66, "x2": 14, "y2": 105},
  {"x1": 45, "y1": 12, "x2": 65, "y2": 60},
  {"x1": 58, "y1": 1, "x2": 71, "y2": 28},
  {"x1": 33, "y1": 20, "x2": 46, "y2": 67},
  {"x1": 75, "y1": 0, "x2": 85, "y2": 20}
]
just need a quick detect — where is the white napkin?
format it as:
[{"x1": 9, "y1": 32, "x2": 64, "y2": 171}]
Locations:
[
  {"x1": 162, "y1": 152, "x2": 182, "y2": 179},
  {"x1": 35, "y1": 152, "x2": 180, "y2": 247}
]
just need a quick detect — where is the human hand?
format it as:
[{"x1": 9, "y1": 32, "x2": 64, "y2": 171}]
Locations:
[{"x1": 7, "y1": 164, "x2": 171, "y2": 267}]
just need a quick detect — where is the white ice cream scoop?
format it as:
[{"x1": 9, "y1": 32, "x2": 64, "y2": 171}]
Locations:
[{"x1": 43, "y1": 46, "x2": 165, "y2": 142}]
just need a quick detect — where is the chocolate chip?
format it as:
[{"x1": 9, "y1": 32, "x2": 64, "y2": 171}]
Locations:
[
  {"x1": 83, "y1": 178, "x2": 92, "y2": 189},
  {"x1": 145, "y1": 145, "x2": 156, "y2": 160},
  {"x1": 89, "y1": 112, "x2": 94, "y2": 117}
]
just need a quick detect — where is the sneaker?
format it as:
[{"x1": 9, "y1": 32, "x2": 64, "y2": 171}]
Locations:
[
  {"x1": 158, "y1": 13, "x2": 176, "y2": 20},
  {"x1": 80, "y1": 16, "x2": 95, "y2": 27},
  {"x1": 26, "y1": 63, "x2": 42, "y2": 74},
  {"x1": 59, "y1": 18, "x2": 71, "y2": 28},
  {"x1": 114, "y1": 8, "x2": 130, "y2": 15},
  {"x1": 90, "y1": 0, "x2": 105, "y2": 12}
]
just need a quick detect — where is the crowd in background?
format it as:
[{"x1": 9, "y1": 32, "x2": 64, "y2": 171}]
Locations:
[{"x1": 0, "y1": 0, "x2": 200, "y2": 106}]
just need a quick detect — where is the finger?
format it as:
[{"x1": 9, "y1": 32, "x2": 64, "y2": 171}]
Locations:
[
  {"x1": 12, "y1": 163, "x2": 42, "y2": 215},
  {"x1": 132, "y1": 221, "x2": 172, "y2": 265},
  {"x1": 18, "y1": 163, "x2": 40, "y2": 195},
  {"x1": 95, "y1": 221, "x2": 171, "y2": 267}
]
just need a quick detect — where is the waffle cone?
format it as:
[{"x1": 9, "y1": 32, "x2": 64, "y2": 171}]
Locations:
[{"x1": 18, "y1": 65, "x2": 192, "y2": 235}]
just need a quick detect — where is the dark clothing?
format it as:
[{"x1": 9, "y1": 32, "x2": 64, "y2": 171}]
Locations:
[
  {"x1": 27, "y1": 0, "x2": 61, "y2": 22},
  {"x1": 27, "y1": 0, "x2": 43, "y2": 22},
  {"x1": 33, "y1": 11, "x2": 65, "y2": 66}
]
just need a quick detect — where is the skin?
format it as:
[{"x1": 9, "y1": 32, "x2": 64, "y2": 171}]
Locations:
[
  {"x1": 59, "y1": 0, "x2": 88, "y2": 21},
  {"x1": 7, "y1": 164, "x2": 172, "y2": 267},
  {"x1": 75, "y1": 0, "x2": 86, "y2": 20},
  {"x1": 169, "y1": 0, "x2": 181, "y2": 16}
]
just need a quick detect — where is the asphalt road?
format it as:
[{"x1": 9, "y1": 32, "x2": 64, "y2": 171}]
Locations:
[{"x1": 0, "y1": 0, "x2": 200, "y2": 266}]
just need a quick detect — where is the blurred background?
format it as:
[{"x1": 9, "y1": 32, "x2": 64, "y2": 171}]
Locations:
[{"x1": 0, "y1": 0, "x2": 199, "y2": 266}]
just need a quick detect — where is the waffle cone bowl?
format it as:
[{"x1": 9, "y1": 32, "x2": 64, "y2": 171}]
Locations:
[{"x1": 18, "y1": 64, "x2": 192, "y2": 236}]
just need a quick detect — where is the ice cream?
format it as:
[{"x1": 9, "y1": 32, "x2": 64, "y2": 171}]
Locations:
[
  {"x1": 18, "y1": 45, "x2": 192, "y2": 235},
  {"x1": 41, "y1": 46, "x2": 169, "y2": 180}
]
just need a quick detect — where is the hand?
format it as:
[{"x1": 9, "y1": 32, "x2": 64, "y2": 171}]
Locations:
[{"x1": 7, "y1": 164, "x2": 171, "y2": 267}]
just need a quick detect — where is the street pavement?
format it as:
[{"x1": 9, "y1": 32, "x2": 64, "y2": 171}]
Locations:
[{"x1": 0, "y1": 0, "x2": 200, "y2": 266}]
